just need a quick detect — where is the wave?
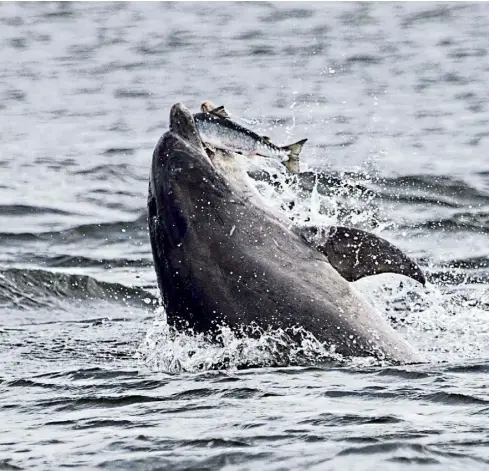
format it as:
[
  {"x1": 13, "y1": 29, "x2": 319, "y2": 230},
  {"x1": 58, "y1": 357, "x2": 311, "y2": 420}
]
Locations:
[
  {"x1": 35, "y1": 254, "x2": 152, "y2": 269},
  {"x1": 0, "y1": 213, "x2": 148, "y2": 244},
  {"x1": 7, "y1": 251, "x2": 152, "y2": 270},
  {"x1": 72, "y1": 162, "x2": 140, "y2": 180},
  {"x1": 405, "y1": 212, "x2": 489, "y2": 234},
  {"x1": 0, "y1": 204, "x2": 75, "y2": 216},
  {"x1": 440, "y1": 256, "x2": 489, "y2": 270},
  {"x1": 428, "y1": 270, "x2": 489, "y2": 286},
  {"x1": 0, "y1": 267, "x2": 157, "y2": 309},
  {"x1": 378, "y1": 174, "x2": 489, "y2": 206}
]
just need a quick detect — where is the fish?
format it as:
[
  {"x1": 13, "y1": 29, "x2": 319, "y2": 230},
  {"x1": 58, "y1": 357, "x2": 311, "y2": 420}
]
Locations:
[{"x1": 194, "y1": 100, "x2": 307, "y2": 173}]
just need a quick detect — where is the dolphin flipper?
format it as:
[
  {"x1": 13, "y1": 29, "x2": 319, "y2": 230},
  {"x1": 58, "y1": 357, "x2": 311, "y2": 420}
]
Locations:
[{"x1": 300, "y1": 225, "x2": 426, "y2": 285}]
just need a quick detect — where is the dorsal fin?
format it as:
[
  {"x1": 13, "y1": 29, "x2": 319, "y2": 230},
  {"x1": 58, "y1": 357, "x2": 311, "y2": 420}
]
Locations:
[{"x1": 299, "y1": 225, "x2": 426, "y2": 285}]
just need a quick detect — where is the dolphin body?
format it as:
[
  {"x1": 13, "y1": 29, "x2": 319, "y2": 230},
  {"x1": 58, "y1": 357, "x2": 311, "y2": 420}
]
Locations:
[{"x1": 148, "y1": 104, "x2": 425, "y2": 364}]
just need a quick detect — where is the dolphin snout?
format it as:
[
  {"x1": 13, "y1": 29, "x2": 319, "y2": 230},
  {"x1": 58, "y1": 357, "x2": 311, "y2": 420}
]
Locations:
[{"x1": 169, "y1": 103, "x2": 207, "y2": 157}]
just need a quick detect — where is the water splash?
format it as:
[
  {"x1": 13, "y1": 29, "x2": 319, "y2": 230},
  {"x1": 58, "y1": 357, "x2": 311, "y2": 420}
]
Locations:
[
  {"x1": 251, "y1": 162, "x2": 489, "y2": 364},
  {"x1": 248, "y1": 157, "x2": 380, "y2": 231},
  {"x1": 136, "y1": 307, "x2": 346, "y2": 373},
  {"x1": 356, "y1": 276, "x2": 489, "y2": 363}
]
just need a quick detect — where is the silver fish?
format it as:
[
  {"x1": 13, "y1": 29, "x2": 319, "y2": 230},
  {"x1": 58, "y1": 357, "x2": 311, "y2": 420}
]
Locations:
[{"x1": 194, "y1": 101, "x2": 307, "y2": 173}]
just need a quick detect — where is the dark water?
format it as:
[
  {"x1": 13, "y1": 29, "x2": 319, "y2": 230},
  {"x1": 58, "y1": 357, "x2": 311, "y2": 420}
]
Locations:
[{"x1": 2, "y1": 2, "x2": 489, "y2": 469}]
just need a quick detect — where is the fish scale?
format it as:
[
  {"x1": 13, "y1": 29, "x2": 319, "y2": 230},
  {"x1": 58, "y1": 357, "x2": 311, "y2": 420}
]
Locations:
[{"x1": 194, "y1": 111, "x2": 307, "y2": 173}]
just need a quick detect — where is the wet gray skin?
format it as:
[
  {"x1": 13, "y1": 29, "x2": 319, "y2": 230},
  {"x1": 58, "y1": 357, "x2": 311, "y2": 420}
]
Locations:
[{"x1": 148, "y1": 103, "x2": 424, "y2": 364}]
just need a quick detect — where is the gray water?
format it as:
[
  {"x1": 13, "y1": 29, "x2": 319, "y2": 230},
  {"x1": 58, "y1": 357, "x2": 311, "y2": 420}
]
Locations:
[{"x1": 2, "y1": 2, "x2": 489, "y2": 469}]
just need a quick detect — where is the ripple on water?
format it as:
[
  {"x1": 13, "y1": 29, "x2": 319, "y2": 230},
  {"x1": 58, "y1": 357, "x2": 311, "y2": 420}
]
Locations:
[{"x1": 1, "y1": 1, "x2": 489, "y2": 470}]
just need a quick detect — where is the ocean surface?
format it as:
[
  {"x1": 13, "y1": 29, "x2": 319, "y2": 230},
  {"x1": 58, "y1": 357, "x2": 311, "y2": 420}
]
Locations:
[{"x1": 2, "y1": 2, "x2": 489, "y2": 469}]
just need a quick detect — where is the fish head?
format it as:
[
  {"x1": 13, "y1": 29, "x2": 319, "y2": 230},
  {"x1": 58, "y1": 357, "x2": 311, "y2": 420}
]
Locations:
[{"x1": 200, "y1": 100, "x2": 218, "y2": 113}]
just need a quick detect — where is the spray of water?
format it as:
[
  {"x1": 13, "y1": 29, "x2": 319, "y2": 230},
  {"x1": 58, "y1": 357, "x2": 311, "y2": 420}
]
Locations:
[{"x1": 136, "y1": 307, "x2": 351, "y2": 373}]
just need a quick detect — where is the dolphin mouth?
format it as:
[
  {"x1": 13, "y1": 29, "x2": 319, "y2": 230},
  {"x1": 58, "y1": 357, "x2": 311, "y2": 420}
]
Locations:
[{"x1": 169, "y1": 103, "x2": 215, "y2": 168}]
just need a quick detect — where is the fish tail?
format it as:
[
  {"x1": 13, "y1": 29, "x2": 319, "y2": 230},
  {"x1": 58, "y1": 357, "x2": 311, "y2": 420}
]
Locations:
[{"x1": 281, "y1": 138, "x2": 307, "y2": 173}]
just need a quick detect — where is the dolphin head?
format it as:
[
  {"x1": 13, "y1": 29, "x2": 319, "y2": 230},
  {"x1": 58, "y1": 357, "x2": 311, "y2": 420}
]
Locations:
[
  {"x1": 148, "y1": 103, "x2": 249, "y2": 330},
  {"x1": 151, "y1": 103, "x2": 226, "y2": 196},
  {"x1": 148, "y1": 103, "x2": 234, "y2": 252}
]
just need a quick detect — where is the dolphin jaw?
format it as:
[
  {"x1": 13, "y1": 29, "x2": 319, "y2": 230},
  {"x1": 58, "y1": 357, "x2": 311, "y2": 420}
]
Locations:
[{"x1": 169, "y1": 103, "x2": 215, "y2": 169}]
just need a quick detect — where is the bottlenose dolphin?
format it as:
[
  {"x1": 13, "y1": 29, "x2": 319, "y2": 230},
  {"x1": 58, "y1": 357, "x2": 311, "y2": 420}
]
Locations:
[{"x1": 148, "y1": 104, "x2": 425, "y2": 363}]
